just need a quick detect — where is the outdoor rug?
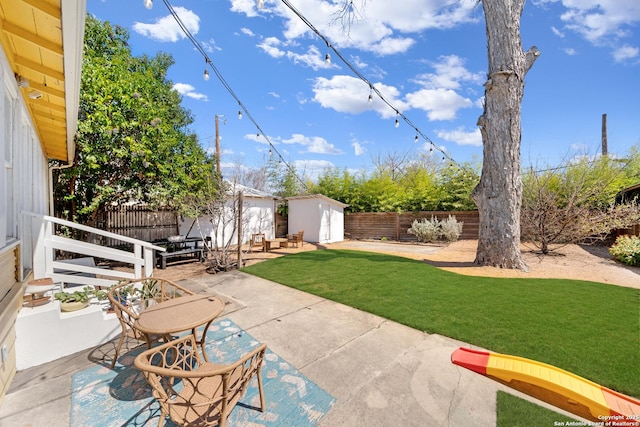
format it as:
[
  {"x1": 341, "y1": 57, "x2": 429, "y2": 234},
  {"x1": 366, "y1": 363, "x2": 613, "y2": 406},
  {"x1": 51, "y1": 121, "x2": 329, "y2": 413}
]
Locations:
[{"x1": 71, "y1": 318, "x2": 335, "y2": 426}]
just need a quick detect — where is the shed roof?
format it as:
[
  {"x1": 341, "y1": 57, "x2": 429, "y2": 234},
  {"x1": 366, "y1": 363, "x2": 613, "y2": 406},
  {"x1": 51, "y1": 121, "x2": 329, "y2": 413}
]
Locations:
[
  {"x1": 225, "y1": 181, "x2": 278, "y2": 199},
  {"x1": 287, "y1": 194, "x2": 349, "y2": 208}
]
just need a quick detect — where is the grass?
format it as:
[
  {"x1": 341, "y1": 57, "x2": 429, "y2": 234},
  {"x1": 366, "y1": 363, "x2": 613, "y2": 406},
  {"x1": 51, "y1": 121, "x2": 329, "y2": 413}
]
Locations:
[
  {"x1": 242, "y1": 249, "x2": 640, "y2": 399},
  {"x1": 496, "y1": 392, "x2": 577, "y2": 426}
]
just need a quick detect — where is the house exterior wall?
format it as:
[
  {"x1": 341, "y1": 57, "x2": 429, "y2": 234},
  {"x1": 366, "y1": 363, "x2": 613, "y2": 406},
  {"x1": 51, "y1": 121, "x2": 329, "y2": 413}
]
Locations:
[
  {"x1": 0, "y1": 51, "x2": 50, "y2": 402},
  {"x1": 288, "y1": 196, "x2": 345, "y2": 244},
  {"x1": 179, "y1": 196, "x2": 276, "y2": 247}
]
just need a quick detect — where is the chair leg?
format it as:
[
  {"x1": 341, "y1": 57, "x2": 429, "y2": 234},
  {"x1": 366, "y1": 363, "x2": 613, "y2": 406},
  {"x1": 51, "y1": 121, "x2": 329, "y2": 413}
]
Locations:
[
  {"x1": 258, "y1": 371, "x2": 266, "y2": 411},
  {"x1": 110, "y1": 334, "x2": 125, "y2": 368}
]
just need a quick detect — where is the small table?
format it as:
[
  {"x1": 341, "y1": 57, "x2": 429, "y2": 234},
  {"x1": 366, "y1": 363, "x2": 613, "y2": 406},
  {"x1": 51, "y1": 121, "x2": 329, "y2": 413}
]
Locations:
[
  {"x1": 134, "y1": 294, "x2": 224, "y2": 360},
  {"x1": 265, "y1": 238, "x2": 289, "y2": 251}
]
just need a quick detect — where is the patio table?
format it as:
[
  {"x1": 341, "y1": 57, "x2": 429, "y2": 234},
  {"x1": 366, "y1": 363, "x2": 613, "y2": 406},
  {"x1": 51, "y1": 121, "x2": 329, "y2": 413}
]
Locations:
[
  {"x1": 265, "y1": 238, "x2": 289, "y2": 251},
  {"x1": 134, "y1": 294, "x2": 224, "y2": 361}
]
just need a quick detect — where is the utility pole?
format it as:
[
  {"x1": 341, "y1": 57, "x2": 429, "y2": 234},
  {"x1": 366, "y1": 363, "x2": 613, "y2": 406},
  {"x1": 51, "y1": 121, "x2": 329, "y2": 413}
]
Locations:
[
  {"x1": 215, "y1": 114, "x2": 222, "y2": 175},
  {"x1": 602, "y1": 113, "x2": 608, "y2": 157}
]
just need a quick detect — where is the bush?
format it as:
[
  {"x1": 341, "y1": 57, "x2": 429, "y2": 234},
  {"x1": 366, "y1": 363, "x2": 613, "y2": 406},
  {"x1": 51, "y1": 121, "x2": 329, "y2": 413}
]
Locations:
[
  {"x1": 407, "y1": 215, "x2": 464, "y2": 243},
  {"x1": 440, "y1": 215, "x2": 463, "y2": 242},
  {"x1": 609, "y1": 235, "x2": 640, "y2": 266},
  {"x1": 408, "y1": 216, "x2": 441, "y2": 242}
]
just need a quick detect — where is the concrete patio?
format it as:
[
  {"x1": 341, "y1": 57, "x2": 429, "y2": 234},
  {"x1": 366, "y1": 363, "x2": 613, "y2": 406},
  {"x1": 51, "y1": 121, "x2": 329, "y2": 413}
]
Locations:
[{"x1": 0, "y1": 244, "x2": 585, "y2": 426}]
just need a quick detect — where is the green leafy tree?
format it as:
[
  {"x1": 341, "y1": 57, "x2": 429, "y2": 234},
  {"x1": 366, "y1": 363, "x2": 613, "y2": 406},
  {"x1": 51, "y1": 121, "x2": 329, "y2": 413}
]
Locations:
[
  {"x1": 437, "y1": 162, "x2": 480, "y2": 211},
  {"x1": 54, "y1": 15, "x2": 212, "y2": 224}
]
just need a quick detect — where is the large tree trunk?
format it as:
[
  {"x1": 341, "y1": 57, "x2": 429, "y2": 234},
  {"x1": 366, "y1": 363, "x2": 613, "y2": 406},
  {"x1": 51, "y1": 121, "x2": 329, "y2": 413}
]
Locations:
[{"x1": 471, "y1": 0, "x2": 539, "y2": 270}]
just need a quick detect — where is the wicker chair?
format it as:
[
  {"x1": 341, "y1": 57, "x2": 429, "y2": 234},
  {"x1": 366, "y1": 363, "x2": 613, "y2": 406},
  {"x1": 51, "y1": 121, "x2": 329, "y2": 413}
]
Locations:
[
  {"x1": 287, "y1": 230, "x2": 304, "y2": 248},
  {"x1": 108, "y1": 278, "x2": 194, "y2": 368},
  {"x1": 134, "y1": 333, "x2": 267, "y2": 427}
]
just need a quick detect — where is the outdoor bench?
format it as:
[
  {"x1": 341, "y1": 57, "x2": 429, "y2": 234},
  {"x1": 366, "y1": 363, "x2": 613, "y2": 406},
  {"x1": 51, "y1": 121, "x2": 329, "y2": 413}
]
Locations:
[{"x1": 156, "y1": 247, "x2": 203, "y2": 269}]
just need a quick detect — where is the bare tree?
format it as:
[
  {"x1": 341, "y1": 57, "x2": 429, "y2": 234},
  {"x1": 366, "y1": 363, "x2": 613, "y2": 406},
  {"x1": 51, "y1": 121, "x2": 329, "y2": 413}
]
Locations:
[
  {"x1": 521, "y1": 162, "x2": 640, "y2": 254},
  {"x1": 470, "y1": 0, "x2": 539, "y2": 270}
]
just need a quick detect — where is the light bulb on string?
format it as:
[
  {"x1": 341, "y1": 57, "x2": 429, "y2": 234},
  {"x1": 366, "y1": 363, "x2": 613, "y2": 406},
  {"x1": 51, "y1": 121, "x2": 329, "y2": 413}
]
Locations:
[
  {"x1": 325, "y1": 53, "x2": 331, "y2": 65},
  {"x1": 394, "y1": 118, "x2": 399, "y2": 128},
  {"x1": 203, "y1": 69, "x2": 209, "y2": 81},
  {"x1": 368, "y1": 93, "x2": 373, "y2": 103},
  {"x1": 414, "y1": 134, "x2": 419, "y2": 143},
  {"x1": 143, "y1": 0, "x2": 153, "y2": 9},
  {"x1": 238, "y1": 110, "x2": 242, "y2": 120}
]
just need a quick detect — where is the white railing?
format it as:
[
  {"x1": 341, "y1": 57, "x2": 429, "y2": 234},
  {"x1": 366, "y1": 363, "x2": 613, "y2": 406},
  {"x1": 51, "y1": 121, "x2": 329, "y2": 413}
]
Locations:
[{"x1": 23, "y1": 211, "x2": 165, "y2": 289}]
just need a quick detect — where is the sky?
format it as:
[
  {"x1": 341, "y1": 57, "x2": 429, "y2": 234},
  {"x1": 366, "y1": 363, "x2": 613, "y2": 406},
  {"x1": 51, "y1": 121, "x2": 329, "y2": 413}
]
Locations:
[{"x1": 87, "y1": 0, "x2": 640, "y2": 181}]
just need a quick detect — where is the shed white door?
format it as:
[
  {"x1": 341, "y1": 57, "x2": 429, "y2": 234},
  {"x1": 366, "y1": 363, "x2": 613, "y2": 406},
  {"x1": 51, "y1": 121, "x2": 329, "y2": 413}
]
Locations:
[{"x1": 320, "y1": 204, "x2": 331, "y2": 242}]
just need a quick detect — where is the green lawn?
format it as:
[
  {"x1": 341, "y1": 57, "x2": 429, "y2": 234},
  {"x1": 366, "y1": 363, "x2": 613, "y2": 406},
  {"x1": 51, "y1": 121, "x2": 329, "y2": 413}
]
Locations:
[
  {"x1": 242, "y1": 249, "x2": 640, "y2": 399},
  {"x1": 496, "y1": 392, "x2": 577, "y2": 426}
]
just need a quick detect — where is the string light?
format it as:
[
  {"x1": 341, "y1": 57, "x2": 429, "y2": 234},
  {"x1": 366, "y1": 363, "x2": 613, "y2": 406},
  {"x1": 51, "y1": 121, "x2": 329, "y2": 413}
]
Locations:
[
  {"x1": 203, "y1": 69, "x2": 210, "y2": 81},
  {"x1": 276, "y1": 0, "x2": 470, "y2": 173},
  {"x1": 414, "y1": 134, "x2": 419, "y2": 143},
  {"x1": 153, "y1": 0, "x2": 307, "y2": 191},
  {"x1": 325, "y1": 53, "x2": 331, "y2": 65},
  {"x1": 238, "y1": 110, "x2": 242, "y2": 120},
  {"x1": 143, "y1": 0, "x2": 153, "y2": 9},
  {"x1": 368, "y1": 93, "x2": 373, "y2": 103}
]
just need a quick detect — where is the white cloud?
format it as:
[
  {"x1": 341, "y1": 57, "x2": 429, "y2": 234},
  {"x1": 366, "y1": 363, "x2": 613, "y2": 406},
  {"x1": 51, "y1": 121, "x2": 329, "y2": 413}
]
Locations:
[
  {"x1": 281, "y1": 134, "x2": 343, "y2": 154},
  {"x1": 230, "y1": 0, "x2": 260, "y2": 18},
  {"x1": 172, "y1": 83, "x2": 208, "y2": 101},
  {"x1": 436, "y1": 127, "x2": 482, "y2": 147},
  {"x1": 413, "y1": 55, "x2": 484, "y2": 90},
  {"x1": 286, "y1": 45, "x2": 333, "y2": 70},
  {"x1": 200, "y1": 38, "x2": 220, "y2": 53},
  {"x1": 406, "y1": 88, "x2": 473, "y2": 121},
  {"x1": 564, "y1": 47, "x2": 578, "y2": 55},
  {"x1": 551, "y1": 26, "x2": 565, "y2": 38},
  {"x1": 240, "y1": 27, "x2": 255, "y2": 37},
  {"x1": 613, "y1": 44, "x2": 639, "y2": 62},
  {"x1": 312, "y1": 75, "x2": 408, "y2": 119},
  {"x1": 257, "y1": 38, "x2": 334, "y2": 70},
  {"x1": 132, "y1": 7, "x2": 199, "y2": 42},
  {"x1": 557, "y1": 0, "x2": 640, "y2": 45},
  {"x1": 257, "y1": 37, "x2": 287, "y2": 58},
  {"x1": 352, "y1": 141, "x2": 366, "y2": 156},
  {"x1": 233, "y1": 0, "x2": 478, "y2": 56}
]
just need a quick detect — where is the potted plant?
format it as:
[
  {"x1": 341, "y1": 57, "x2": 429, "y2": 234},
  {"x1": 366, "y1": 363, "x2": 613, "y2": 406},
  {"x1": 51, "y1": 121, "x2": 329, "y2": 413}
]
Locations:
[{"x1": 54, "y1": 286, "x2": 107, "y2": 312}]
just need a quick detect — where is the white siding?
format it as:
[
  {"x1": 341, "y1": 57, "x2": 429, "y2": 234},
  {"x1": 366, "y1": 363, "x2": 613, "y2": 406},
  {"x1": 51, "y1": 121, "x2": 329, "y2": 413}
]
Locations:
[
  {"x1": 288, "y1": 195, "x2": 345, "y2": 244},
  {"x1": 179, "y1": 197, "x2": 276, "y2": 247}
]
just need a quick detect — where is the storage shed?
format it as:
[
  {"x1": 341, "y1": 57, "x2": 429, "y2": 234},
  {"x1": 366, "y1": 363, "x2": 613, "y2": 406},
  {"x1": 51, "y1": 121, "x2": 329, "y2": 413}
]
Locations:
[
  {"x1": 180, "y1": 182, "x2": 278, "y2": 246},
  {"x1": 287, "y1": 195, "x2": 348, "y2": 244}
]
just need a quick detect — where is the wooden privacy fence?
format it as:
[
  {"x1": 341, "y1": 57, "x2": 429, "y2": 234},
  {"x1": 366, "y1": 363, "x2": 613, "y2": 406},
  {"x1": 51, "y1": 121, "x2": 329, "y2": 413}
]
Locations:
[
  {"x1": 344, "y1": 211, "x2": 479, "y2": 241},
  {"x1": 96, "y1": 205, "x2": 179, "y2": 247}
]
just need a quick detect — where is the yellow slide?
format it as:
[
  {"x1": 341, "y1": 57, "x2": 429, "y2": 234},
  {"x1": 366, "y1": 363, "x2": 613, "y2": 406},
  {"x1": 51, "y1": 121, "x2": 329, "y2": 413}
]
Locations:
[{"x1": 451, "y1": 347, "x2": 640, "y2": 425}]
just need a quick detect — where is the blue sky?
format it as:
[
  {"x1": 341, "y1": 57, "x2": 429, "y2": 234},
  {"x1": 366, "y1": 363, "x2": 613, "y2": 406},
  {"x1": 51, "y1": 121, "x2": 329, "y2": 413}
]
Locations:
[{"x1": 87, "y1": 0, "x2": 640, "y2": 181}]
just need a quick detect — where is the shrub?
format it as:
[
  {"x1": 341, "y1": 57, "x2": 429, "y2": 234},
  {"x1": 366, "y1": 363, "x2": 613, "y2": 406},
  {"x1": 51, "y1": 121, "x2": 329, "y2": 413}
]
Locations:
[
  {"x1": 407, "y1": 216, "x2": 441, "y2": 243},
  {"x1": 609, "y1": 235, "x2": 640, "y2": 266},
  {"x1": 440, "y1": 215, "x2": 464, "y2": 242}
]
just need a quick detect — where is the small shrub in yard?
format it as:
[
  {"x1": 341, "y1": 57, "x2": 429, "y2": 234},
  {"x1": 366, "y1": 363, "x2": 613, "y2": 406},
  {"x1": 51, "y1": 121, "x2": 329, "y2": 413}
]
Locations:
[
  {"x1": 408, "y1": 216, "x2": 441, "y2": 242},
  {"x1": 609, "y1": 235, "x2": 640, "y2": 266},
  {"x1": 440, "y1": 215, "x2": 464, "y2": 242}
]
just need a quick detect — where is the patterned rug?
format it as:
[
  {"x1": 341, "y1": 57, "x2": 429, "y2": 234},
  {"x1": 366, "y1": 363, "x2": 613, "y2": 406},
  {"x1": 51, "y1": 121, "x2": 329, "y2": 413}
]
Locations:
[{"x1": 71, "y1": 318, "x2": 335, "y2": 426}]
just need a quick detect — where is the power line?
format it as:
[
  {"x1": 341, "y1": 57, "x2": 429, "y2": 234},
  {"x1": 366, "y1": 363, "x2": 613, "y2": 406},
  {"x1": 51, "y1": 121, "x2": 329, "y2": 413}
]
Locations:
[{"x1": 275, "y1": 0, "x2": 463, "y2": 168}]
